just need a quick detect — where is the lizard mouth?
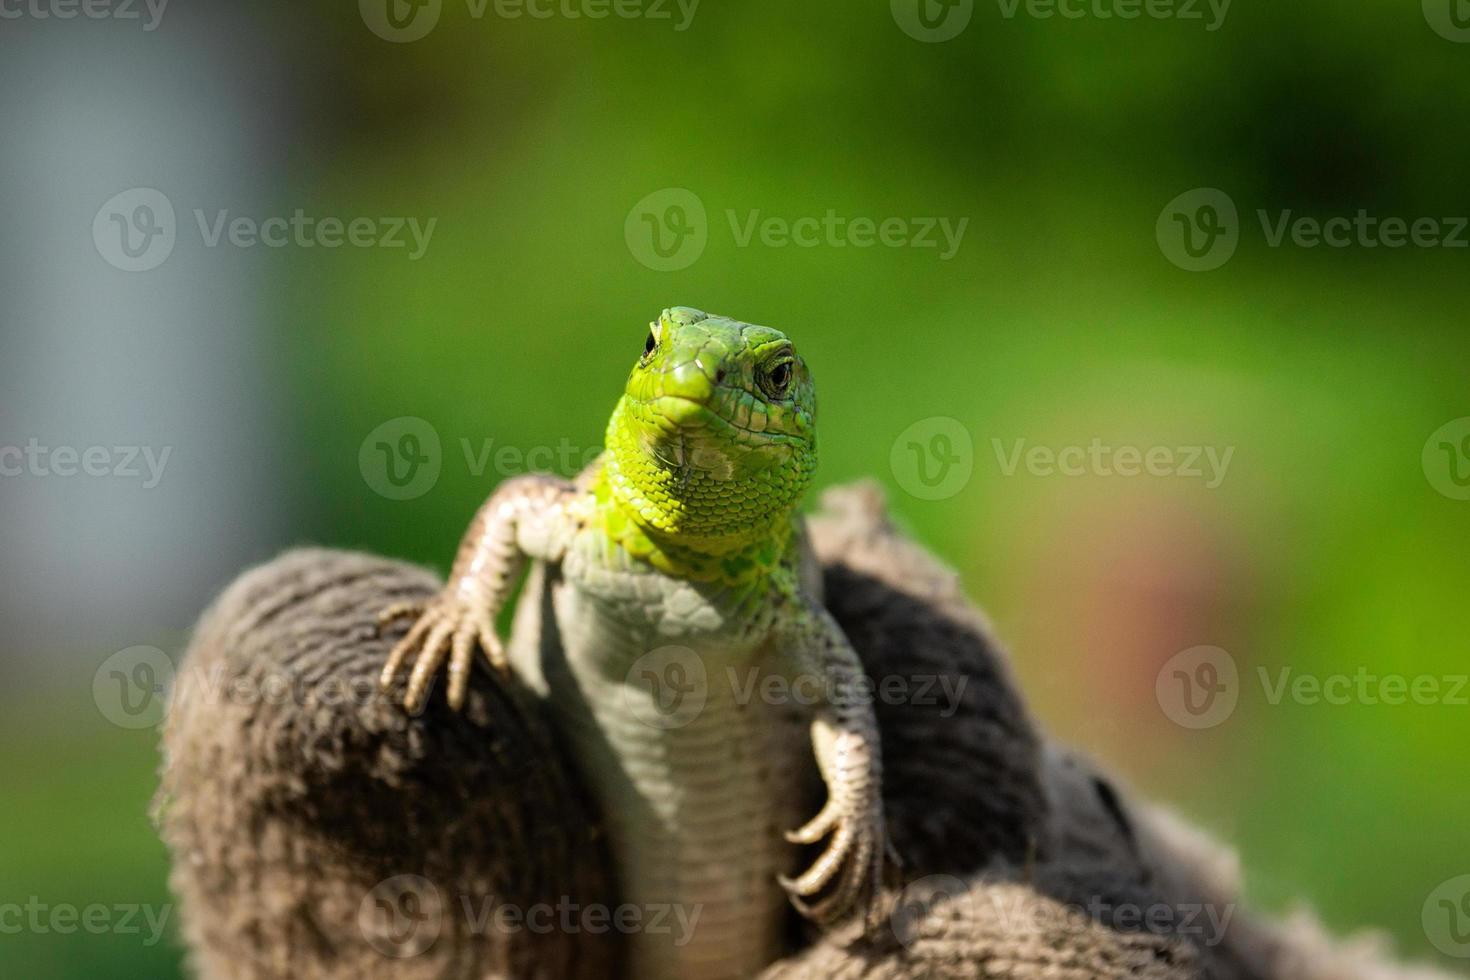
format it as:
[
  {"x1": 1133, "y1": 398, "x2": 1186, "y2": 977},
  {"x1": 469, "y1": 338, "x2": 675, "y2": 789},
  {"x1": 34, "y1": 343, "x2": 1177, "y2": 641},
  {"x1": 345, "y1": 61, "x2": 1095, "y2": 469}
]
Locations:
[
  {"x1": 638, "y1": 393, "x2": 806, "y2": 446},
  {"x1": 632, "y1": 393, "x2": 805, "y2": 483}
]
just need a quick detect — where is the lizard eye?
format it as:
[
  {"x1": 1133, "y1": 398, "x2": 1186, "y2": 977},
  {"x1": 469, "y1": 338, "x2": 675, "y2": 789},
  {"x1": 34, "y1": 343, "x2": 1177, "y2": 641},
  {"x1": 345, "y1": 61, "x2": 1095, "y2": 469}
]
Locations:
[
  {"x1": 761, "y1": 360, "x2": 793, "y2": 398},
  {"x1": 643, "y1": 330, "x2": 657, "y2": 359}
]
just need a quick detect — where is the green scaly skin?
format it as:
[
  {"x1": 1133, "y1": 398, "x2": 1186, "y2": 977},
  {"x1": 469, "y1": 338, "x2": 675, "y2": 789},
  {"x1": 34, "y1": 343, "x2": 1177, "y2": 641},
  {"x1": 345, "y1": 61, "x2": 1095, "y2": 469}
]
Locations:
[{"x1": 379, "y1": 307, "x2": 892, "y2": 980}]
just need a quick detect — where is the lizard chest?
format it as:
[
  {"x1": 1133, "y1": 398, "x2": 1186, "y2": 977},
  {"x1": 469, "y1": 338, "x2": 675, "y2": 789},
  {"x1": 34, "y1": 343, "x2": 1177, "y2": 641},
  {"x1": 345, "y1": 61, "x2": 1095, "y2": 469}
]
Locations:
[
  {"x1": 556, "y1": 526, "x2": 778, "y2": 654},
  {"x1": 502, "y1": 530, "x2": 812, "y2": 980}
]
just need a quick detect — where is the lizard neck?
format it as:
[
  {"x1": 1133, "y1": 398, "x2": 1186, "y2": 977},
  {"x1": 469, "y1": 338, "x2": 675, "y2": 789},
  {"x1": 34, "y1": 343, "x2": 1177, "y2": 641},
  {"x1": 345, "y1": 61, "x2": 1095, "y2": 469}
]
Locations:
[
  {"x1": 599, "y1": 396, "x2": 801, "y2": 576},
  {"x1": 591, "y1": 458, "x2": 793, "y2": 585}
]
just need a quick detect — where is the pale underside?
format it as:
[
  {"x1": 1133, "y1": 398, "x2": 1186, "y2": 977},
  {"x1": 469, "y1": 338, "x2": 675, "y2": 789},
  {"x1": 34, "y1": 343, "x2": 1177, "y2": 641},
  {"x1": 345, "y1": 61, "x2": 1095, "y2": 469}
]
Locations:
[{"x1": 505, "y1": 529, "x2": 817, "y2": 980}]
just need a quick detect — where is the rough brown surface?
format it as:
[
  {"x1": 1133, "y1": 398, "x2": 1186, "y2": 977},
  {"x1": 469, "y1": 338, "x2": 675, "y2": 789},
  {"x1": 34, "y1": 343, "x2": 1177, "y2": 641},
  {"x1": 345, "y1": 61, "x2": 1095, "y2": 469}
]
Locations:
[
  {"x1": 157, "y1": 483, "x2": 1457, "y2": 980},
  {"x1": 156, "y1": 549, "x2": 618, "y2": 979}
]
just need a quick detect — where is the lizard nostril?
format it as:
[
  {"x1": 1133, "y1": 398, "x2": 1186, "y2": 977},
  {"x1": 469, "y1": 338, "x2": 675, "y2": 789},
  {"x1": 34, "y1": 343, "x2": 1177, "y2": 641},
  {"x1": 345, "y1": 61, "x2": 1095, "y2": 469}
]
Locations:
[{"x1": 715, "y1": 369, "x2": 727, "y2": 384}]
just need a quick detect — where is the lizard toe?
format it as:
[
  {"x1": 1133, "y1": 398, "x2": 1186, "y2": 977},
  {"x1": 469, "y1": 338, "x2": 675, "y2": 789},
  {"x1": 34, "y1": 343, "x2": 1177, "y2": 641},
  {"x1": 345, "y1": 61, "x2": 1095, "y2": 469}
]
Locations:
[
  {"x1": 380, "y1": 613, "x2": 434, "y2": 690},
  {"x1": 785, "y1": 797, "x2": 840, "y2": 845}
]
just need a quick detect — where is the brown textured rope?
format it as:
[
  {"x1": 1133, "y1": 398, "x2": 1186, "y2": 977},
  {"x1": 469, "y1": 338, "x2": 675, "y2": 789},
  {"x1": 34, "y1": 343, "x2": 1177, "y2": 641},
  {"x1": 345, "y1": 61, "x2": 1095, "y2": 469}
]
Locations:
[{"x1": 157, "y1": 484, "x2": 1454, "y2": 980}]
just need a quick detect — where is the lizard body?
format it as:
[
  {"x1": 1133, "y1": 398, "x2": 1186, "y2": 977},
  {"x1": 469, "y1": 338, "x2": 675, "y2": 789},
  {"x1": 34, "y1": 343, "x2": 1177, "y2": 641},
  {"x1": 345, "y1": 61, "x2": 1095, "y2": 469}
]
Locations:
[{"x1": 379, "y1": 307, "x2": 891, "y2": 979}]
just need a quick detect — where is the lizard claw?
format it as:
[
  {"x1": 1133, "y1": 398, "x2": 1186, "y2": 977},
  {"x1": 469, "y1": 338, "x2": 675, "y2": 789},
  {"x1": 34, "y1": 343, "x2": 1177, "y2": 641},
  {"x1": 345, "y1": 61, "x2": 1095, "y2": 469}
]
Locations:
[
  {"x1": 780, "y1": 800, "x2": 890, "y2": 932},
  {"x1": 378, "y1": 593, "x2": 507, "y2": 711},
  {"x1": 784, "y1": 797, "x2": 839, "y2": 844},
  {"x1": 376, "y1": 600, "x2": 425, "y2": 631}
]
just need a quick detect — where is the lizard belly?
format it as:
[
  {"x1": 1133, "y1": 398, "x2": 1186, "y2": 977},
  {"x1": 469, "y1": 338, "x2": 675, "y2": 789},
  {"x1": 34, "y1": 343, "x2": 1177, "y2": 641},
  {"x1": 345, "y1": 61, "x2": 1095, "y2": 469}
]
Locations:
[{"x1": 510, "y1": 560, "x2": 803, "y2": 980}]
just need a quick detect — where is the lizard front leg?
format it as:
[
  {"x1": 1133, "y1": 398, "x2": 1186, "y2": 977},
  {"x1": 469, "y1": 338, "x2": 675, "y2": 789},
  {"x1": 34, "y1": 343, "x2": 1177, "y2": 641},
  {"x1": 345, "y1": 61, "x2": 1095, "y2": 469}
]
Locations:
[
  {"x1": 377, "y1": 473, "x2": 579, "y2": 712},
  {"x1": 773, "y1": 600, "x2": 895, "y2": 930}
]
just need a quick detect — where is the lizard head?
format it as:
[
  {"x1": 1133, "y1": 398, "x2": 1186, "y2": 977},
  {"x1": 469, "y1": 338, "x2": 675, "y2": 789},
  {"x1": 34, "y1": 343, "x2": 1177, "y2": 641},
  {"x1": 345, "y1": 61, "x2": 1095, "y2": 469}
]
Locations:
[{"x1": 604, "y1": 306, "x2": 818, "y2": 548}]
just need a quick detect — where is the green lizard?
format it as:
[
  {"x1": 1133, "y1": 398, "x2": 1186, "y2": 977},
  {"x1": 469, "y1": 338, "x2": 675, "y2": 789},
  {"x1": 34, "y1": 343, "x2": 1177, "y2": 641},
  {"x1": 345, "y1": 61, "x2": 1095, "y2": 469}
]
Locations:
[{"x1": 378, "y1": 306, "x2": 892, "y2": 979}]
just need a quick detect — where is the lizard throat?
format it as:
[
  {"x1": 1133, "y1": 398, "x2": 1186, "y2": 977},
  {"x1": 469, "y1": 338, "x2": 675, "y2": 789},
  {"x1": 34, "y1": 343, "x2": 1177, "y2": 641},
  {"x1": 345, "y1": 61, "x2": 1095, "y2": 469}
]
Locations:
[
  {"x1": 596, "y1": 397, "x2": 810, "y2": 578},
  {"x1": 599, "y1": 449, "x2": 789, "y2": 556}
]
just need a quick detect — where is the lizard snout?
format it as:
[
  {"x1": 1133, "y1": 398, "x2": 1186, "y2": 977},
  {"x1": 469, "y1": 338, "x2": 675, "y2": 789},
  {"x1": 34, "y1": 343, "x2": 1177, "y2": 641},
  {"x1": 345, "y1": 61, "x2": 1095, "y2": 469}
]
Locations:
[{"x1": 652, "y1": 359, "x2": 719, "y2": 428}]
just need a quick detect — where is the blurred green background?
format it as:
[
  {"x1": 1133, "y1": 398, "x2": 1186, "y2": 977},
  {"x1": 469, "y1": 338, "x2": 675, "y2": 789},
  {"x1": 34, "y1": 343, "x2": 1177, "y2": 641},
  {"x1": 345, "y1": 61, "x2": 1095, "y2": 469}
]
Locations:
[{"x1": 4, "y1": 0, "x2": 1468, "y2": 975}]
